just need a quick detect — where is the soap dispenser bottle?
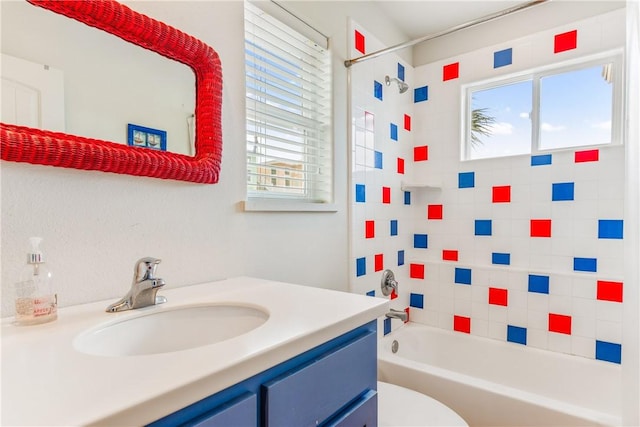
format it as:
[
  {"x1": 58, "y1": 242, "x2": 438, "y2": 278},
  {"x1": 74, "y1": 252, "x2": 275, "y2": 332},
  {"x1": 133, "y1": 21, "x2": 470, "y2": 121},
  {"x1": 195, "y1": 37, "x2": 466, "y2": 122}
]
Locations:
[{"x1": 14, "y1": 237, "x2": 58, "y2": 325}]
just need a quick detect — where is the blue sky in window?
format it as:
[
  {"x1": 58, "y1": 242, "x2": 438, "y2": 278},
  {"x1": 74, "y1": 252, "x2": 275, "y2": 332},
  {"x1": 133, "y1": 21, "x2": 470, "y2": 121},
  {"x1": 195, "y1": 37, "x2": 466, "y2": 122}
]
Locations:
[
  {"x1": 470, "y1": 64, "x2": 613, "y2": 159},
  {"x1": 471, "y1": 80, "x2": 532, "y2": 159},
  {"x1": 539, "y1": 64, "x2": 613, "y2": 149}
]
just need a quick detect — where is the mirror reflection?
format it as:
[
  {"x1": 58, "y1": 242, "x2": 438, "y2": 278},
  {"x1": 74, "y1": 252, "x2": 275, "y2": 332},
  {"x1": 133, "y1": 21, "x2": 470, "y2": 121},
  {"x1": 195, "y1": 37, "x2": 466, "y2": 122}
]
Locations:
[{"x1": 1, "y1": 1, "x2": 196, "y2": 156}]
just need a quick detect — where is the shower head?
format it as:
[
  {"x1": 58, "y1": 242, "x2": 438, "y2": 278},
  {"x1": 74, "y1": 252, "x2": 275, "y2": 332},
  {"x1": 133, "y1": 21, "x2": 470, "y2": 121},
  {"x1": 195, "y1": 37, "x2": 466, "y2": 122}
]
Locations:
[{"x1": 385, "y1": 75, "x2": 409, "y2": 94}]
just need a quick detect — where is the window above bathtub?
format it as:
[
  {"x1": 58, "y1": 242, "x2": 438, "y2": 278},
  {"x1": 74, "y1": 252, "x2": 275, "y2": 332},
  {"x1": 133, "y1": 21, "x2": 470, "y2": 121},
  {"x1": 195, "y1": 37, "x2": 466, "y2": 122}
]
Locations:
[
  {"x1": 244, "y1": 1, "x2": 334, "y2": 211},
  {"x1": 462, "y1": 50, "x2": 624, "y2": 161}
]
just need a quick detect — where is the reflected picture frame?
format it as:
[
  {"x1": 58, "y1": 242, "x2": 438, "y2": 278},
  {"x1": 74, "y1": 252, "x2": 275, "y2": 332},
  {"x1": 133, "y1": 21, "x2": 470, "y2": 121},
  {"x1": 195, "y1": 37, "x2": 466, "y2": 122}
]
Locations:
[{"x1": 127, "y1": 124, "x2": 167, "y2": 151}]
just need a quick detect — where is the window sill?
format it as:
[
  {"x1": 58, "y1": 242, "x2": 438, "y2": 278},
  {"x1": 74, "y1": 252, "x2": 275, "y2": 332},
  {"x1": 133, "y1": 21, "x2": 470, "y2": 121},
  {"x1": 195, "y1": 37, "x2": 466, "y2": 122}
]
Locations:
[{"x1": 242, "y1": 199, "x2": 338, "y2": 213}]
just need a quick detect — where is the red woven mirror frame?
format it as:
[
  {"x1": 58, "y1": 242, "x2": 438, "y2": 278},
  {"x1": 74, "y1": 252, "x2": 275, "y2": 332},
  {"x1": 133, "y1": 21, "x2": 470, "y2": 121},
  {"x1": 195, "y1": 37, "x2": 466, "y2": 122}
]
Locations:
[{"x1": 0, "y1": 0, "x2": 222, "y2": 184}]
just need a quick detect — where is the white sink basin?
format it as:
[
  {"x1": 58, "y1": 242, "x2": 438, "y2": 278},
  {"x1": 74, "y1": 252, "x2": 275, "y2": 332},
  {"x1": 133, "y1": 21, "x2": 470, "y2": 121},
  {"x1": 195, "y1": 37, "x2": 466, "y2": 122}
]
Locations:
[{"x1": 73, "y1": 304, "x2": 269, "y2": 357}]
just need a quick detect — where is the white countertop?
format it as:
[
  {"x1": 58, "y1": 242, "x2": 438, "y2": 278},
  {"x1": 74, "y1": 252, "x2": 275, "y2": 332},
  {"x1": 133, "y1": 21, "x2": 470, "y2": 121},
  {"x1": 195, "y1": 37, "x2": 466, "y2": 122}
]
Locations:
[{"x1": 1, "y1": 277, "x2": 388, "y2": 426}]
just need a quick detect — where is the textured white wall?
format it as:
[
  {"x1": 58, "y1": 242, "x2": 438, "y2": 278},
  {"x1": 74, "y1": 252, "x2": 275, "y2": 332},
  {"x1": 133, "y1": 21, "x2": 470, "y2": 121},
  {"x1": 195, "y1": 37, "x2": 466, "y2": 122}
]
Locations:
[{"x1": 0, "y1": 1, "x2": 408, "y2": 317}]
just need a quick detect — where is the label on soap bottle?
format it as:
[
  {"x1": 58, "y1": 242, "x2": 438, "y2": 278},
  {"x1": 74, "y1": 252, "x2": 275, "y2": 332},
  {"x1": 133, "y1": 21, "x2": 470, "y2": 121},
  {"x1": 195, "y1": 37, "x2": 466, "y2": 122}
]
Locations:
[
  {"x1": 33, "y1": 294, "x2": 57, "y2": 317},
  {"x1": 15, "y1": 278, "x2": 58, "y2": 325}
]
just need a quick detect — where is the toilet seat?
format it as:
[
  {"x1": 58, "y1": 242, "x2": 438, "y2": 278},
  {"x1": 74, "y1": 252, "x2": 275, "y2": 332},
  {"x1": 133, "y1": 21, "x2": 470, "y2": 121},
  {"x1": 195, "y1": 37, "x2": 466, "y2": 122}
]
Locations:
[{"x1": 377, "y1": 381, "x2": 468, "y2": 426}]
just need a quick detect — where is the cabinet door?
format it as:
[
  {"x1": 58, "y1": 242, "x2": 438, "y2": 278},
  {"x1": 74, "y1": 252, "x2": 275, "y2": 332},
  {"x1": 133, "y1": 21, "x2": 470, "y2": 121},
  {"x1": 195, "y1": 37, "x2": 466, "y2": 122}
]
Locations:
[
  {"x1": 263, "y1": 330, "x2": 376, "y2": 427},
  {"x1": 186, "y1": 392, "x2": 257, "y2": 427},
  {"x1": 324, "y1": 389, "x2": 377, "y2": 427}
]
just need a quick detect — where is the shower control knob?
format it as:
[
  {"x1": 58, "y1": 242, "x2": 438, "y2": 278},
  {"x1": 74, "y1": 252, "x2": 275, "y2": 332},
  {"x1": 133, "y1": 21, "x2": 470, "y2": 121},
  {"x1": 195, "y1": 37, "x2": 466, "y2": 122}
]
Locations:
[{"x1": 381, "y1": 269, "x2": 399, "y2": 296}]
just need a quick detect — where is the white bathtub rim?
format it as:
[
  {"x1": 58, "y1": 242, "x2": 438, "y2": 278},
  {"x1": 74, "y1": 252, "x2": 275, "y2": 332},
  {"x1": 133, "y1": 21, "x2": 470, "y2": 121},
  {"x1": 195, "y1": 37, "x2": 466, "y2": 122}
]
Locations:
[
  {"x1": 379, "y1": 324, "x2": 622, "y2": 427},
  {"x1": 378, "y1": 357, "x2": 620, "y2": 427}
]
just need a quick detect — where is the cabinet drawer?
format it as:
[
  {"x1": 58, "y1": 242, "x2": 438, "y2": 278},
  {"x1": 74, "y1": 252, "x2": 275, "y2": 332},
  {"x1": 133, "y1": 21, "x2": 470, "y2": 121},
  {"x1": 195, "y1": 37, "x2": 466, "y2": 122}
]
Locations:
[
  {"x1": 263, "y1": 330, "x2": 376, "y2": 427},
  {"x1": 324, "y1": 389, "x2": 377, "y2": 427},
  {"x1": 186, "y1": 392, "x2": 257, "y2": 427}
]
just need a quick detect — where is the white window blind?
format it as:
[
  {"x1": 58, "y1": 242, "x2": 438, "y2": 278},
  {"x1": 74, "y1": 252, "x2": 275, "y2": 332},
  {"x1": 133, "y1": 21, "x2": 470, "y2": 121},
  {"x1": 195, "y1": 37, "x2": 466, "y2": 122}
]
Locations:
[{"x1": 245, "y1": 1, "x2": 332, "y2": 203}]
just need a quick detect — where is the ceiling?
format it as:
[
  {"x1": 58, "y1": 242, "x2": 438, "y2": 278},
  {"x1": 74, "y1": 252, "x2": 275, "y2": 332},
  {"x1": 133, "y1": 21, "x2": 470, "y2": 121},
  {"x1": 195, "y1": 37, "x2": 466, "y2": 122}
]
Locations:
[{"x1": 372, "y1": 0, "x2": 535, "y2": 40}]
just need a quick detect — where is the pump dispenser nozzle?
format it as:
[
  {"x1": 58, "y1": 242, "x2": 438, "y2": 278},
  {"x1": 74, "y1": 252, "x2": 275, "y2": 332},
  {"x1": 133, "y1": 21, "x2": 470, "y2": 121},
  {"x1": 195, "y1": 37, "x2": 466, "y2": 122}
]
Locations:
[{"x1": 28, "y1": 237, "x2": 44, "y2": 264}]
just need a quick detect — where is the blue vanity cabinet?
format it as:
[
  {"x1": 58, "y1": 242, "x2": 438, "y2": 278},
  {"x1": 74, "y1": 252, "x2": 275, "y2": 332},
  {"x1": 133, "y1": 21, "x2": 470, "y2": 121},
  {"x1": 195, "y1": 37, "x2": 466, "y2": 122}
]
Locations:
[
  {"x1": 324, "y1": 389, "x2": 377, "y2": 427},
  {"x1": 188, "y1": 392, "x2": 257, "y2": 427},
  {"x1": 262, "y1": 327, "x2": 376, "y2": 426},
  {"x1": 148, "y1": 321, "x2": 377, "y2": 427}
]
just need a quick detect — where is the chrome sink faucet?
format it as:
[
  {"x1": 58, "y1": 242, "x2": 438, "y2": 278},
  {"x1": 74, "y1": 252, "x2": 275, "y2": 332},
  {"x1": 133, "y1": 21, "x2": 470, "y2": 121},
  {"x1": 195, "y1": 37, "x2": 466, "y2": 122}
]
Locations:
[{"x1": 106, "y1": 257, "x2": 167, "y2": 312}]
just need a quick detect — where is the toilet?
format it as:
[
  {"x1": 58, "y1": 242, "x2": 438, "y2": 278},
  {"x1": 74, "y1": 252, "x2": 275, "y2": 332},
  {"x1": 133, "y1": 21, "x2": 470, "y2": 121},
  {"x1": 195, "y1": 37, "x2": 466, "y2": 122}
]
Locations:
[{"x1": 377, "y1": 381, "x2": 468, "y2": 426}]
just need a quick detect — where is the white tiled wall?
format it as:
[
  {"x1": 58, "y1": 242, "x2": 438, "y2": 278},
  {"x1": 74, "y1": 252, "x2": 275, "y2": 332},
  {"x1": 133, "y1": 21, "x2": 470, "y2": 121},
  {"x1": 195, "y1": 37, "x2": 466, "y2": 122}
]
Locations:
[{"x1": 349, "y1": 9, "x2": 627, "y2": 364}]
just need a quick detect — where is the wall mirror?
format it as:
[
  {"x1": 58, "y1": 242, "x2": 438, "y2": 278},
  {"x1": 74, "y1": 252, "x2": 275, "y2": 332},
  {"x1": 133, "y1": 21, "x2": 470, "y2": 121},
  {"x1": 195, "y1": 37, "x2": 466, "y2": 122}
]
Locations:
[{"x1": 0, "y1": 0, "x2": 222, "y2": 183}]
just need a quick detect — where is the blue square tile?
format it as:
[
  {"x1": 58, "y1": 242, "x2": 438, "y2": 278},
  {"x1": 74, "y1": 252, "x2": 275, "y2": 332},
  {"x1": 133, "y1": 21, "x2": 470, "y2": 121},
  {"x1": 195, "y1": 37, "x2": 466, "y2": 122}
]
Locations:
[
  {"x1": 355, "y1": 184, "x2": 366, "y2": 203},
  {"x1": 531, "y1": 154, "x2": 552, "y2": 166},
  {"x1": 455, "y1": 267, "x2": 472, "y2": 285},
  {"x1": 356, "y1": 257, "x2": 366, "y2": 277},
  {"x1": 384, "y1": 317, "x2": 392, "y2": 335},
  {"x1": 390, "y1": 220, "x2": 398, "y2": 236},
  {"x1": 397, "y1": 63, "x2": 405, "y2": 81},
  {"x1": 528, "y1": 274, "x2": 549, "y2": 294},
  {"x1": 397, "y1": 250, "x2": 405, "y2": 266},
  {"x1": 374, "y1": 151, "x2": 383, "y2": 169},
  {"x1": 493, "y1": 48, "x2": 513, "y2": 68},
  {"x1": 374, "y1": 80, "x2": 383, "y2": 100},
  {"x1": 390, "y1": 123, "x2": 398, "y2": 141},
  {"x1": 507, "y1": 325, "x2": 527, "y2": 345},
  {"x1": 366, "y1": 290, "x2": 375, "y2": 297},
  {"x1": 410, "y1": 293, "x2": 424, "y2": 309},
  {"x1": 414, "y1": 86, "x2": 428, "y2": 103},
  {"x1": 574, "y1": 257, "x2": 597, "y2": 272},
  {"x1": 475, "y1": 220, "x2": 492, "y2": 236},
  {"x1": 596, "y1": 340, "x2": 622, "y2": 364},
  {"x1": 598, "y1": 219, "x2": 624, "y2": 239},
  {"x1": 404, "y1": 191, "x2": 411, "y2": 205},
  {"x1": 414, "y1": 234, "x2": 428, "y2": 249},
  {"x1": 492, "y1": 252, "x2": 511, "y2": 265},
  {"x1": 458, "y1": 172, "x2": 475, "y2": 188},
  {"x1": 552, "y1": 182, "x2": 575, "y2": 201}
]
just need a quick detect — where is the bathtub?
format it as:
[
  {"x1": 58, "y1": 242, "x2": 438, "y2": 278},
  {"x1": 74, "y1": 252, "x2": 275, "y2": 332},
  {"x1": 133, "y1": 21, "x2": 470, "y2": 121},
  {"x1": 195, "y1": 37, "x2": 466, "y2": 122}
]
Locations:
[{"x1": 378, "y1": 323, "x2": 622, "y2": 426}]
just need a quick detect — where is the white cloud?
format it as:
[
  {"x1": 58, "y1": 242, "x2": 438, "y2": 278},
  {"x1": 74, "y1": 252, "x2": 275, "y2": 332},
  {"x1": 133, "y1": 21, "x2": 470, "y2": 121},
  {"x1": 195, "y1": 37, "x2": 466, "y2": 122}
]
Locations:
[
  {"x1": 489, "y1": 122, "x2": 514, "y2": 135},
  {"x1": 519, "y1": 112, "x2": 530, "y2": 119},
  {"x1": 541, "y1": 122, "x2": 566, "y2": 132},
  {"x1": 591, "y1": 120, "x2": 611, "y2": 130}
]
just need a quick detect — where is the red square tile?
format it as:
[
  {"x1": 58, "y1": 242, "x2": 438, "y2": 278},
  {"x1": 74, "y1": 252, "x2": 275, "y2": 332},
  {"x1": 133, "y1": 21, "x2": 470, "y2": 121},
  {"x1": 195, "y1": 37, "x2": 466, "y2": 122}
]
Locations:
[
  {"x1": 410, "y1": 263, "x2": 425, "y2": 279},
  {"x1": 374, "y1": 253, "x2": 384, "y2": 272},
  {"x1": 355, "y1": 30, "x2": 365, "y2": 54},
  {"x1": 549, "y1": 313, "x2": 572, "y2": 335},
  {"x1": 397, "y1": 157, "x2": 405, "y2": 174},
  {"x1": 453, "y1": 315, "x2": 471, "y2": 333},
  {"x1": 414, "y1": 145, "x2": 429, "y2": 161},
  {"x1": 390, "y1": 289, "x2": 398, "y2": 300},
  {"x1": 554, "y1": 29, "x2": 577, "y2": 53},
  {"x1": 530, "y1": 219, "x2": 552, "y2": 237},
  {"x1": 597, "y1": 280, "x2": 623, "y2": 302},
  {"x1": 404, "y1": 114, "x2": 411, "y2": 131},
  {"x1": 492, "y1": 185, "x2": 511, "y2": 203},
  {"x1": 488, "y1": 287, "x2": 508, "y2": 306},
  {"x1": 443, "y1": 62, "x2": 459, "y2": 81},
  {"x1": 442, "y1": 250, "x2": 459, "y2": 261},
  {"x1": 575, "y1": 149, "x2": 599, "y2": 163},
  {"x1": 382, "y1": 187, "x2": 391, "y2": 204},
  {"x1": 428, "y1": 204, "x2": 443, "y2": 220},
  {"x1": 365, "y1": 220, "x2": 375, "y2": 238},
  {"x1": 404, "y1": 307, "x2": 410, "y2": 323}
]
